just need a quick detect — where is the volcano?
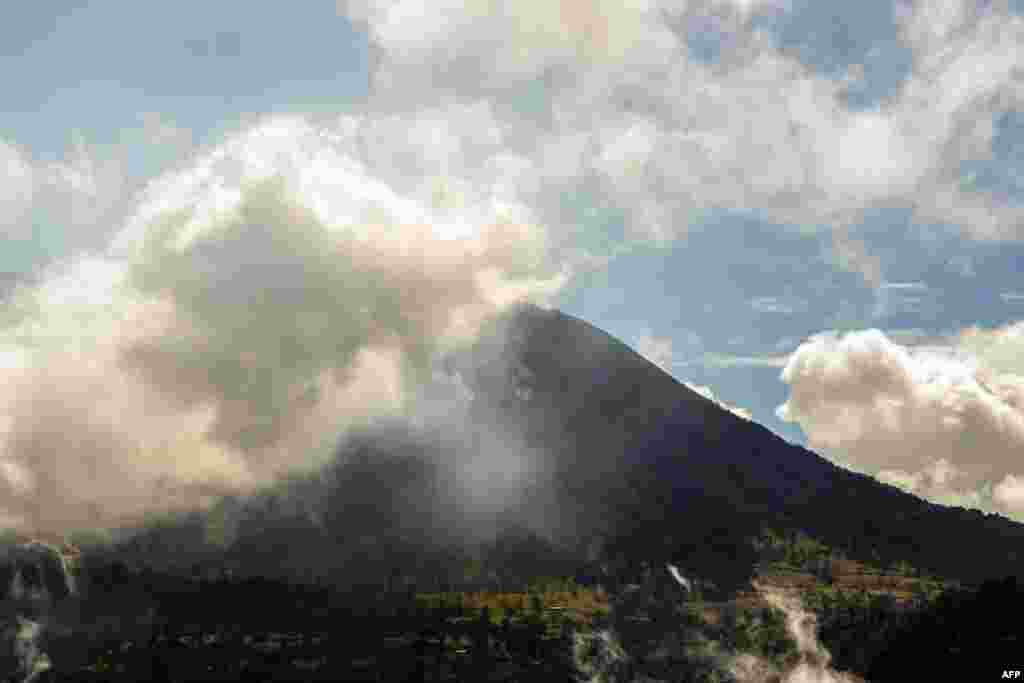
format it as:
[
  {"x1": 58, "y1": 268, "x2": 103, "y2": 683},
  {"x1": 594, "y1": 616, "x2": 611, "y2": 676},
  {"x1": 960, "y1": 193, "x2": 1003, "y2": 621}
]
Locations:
[
  {"x1": 103, "y1": 305, "x2": 1024, "y2": 596},
  {"x1": 438, "y1": 304, "x2": 1024, "y2": 591}
]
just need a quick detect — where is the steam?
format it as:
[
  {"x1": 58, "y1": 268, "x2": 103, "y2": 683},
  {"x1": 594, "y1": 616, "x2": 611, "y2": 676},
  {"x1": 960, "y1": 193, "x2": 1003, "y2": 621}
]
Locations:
[
  {"x1": 1, "y1": 541, "x2": 78, "y2": 682},
  {"x1": 666, "y1": 564, "x2": 693, "y2": 593},
  {"x1": 729, "y1": 584, "x2": 864, "y2": 683},
  {"x1": 1, "y1": 617, "x2": 51, "y2": 683},
  {"x1": 572, "y1": 628, "x2": 632, "y2": 683},
  {"x1": 2, "y1": 542, "x2": 78, "y2": 603},
  {"x1": 572, "y1": 566, "x2": 863, "y2": 682}
]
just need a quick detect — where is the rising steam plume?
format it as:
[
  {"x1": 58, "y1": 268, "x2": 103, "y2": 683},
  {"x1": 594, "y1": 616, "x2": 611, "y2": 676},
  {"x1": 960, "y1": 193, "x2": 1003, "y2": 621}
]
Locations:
[
  {"x1": 0, "y1": 541, "x2": 78, "y2": 682},
  {"x1": 729, "y1": 583, "x2": 864, "y2": 683},
  {"x1": 570, "y1": 565, "x2": 866, "y2": 682}
]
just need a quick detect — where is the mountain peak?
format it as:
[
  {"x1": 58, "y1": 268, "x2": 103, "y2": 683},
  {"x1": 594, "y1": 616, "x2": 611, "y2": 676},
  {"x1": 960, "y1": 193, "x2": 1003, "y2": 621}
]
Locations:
[{"x1": 456, "y1": 306, "x2": 1024, "y2": 589}]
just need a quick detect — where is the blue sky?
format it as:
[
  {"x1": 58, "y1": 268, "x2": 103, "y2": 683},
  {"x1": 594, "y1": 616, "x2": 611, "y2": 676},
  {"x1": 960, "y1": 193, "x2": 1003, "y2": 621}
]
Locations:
[{"x1": 3, "y1": 0, "x2": 1024, "y2": 532}]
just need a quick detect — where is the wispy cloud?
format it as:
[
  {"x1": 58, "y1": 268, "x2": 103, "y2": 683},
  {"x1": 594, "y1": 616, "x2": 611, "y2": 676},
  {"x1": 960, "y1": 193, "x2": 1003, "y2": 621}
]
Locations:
[
  {"x1": 341, "y1": 0, "x2": 1024, "y2": 287},
  {"x1": 872, "y1": 281, "x2": 935, "y2": 319},
  {"x1": 696, "y1": 352, "x2": 791, "y2": 369},
  {"x1": 748, "y1": 295, "x2": 809, "y2": 315},
  {"x1": 880, "y1": 281, "x2": 928, "y2": 291}
]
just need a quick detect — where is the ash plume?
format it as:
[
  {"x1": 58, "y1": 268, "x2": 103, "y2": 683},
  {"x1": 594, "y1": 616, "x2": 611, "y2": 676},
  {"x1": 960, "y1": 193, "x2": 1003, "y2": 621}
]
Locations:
[{"x1": 0, "y1": 117, "x2": 568, "y2": 540}]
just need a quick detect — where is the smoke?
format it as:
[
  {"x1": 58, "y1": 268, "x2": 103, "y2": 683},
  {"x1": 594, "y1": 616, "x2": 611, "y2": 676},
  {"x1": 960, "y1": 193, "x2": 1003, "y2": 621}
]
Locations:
[{"x1": 0, "y1": 115, "x2": 568, "y2": 539}]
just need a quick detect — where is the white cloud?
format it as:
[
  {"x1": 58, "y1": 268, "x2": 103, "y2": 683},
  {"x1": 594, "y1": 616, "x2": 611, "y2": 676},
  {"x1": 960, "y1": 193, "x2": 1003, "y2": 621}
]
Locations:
[
  {"x1": 0, "y1": 140, "x2": 36, "y2": 236},
  {"x1": 957, "y1": 320, "x2": 1024, "y2": 375},
  {"x1": 777, "y1": 323, "x2": 1024, "y2": 519},
  {"x1": 141, "y1": 112, "x2": 193, "y2": 150},
  {"x1": 0, "y1": 133, "x2": 129, "y2": 266},
  {"x1": 895, "y1": 0, "x2": 1024, "y2": 240},
  {"x1": 338, "y1": 0, "x2": 1024, "y2": 287},
  {"x1": 40, "y1": 138, "x2": 126, "y2": 240}
]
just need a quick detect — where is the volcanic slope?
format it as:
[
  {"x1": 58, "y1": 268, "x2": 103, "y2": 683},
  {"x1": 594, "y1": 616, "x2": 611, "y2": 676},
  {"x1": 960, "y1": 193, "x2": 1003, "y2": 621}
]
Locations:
[
  {"x1": 105, "y1": 305, "x2": 1024, "y2": 595},
  {"x1": 449, "y1": 305, "x2": 1024, "y2": 592}
]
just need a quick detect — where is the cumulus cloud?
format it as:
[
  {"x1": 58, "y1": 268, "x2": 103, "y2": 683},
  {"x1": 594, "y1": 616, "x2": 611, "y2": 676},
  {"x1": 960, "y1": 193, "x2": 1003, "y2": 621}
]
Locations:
[
  {"x1": 777, "y1": 323, "x2": 1024, "y2": 519},
  {"x1": 339, "y1": 0, "x2": 1024, "y2": 287},
  {"x1": 0, "y1": 115, "x2": 568, "y2": 538}
]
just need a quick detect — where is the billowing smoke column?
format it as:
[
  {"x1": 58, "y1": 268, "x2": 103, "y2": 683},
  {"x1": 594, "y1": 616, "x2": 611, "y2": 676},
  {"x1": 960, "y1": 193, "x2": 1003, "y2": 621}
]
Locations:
[
  {"x1": 0, "y1": 540, "x2": 78, "y2": 682},
  {"x1": 0, "y1": 116, "x2": 568, "y2": 540}
]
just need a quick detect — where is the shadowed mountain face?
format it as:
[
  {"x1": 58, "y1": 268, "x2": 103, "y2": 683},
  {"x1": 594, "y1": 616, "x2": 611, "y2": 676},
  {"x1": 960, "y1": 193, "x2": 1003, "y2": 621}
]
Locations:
[
  {"x1": 452, "y1": 305, "x2": 1024, "y2": 589},
  {"x1": 103, "y1": 305, "x2": 1024, "y2": 593}
]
